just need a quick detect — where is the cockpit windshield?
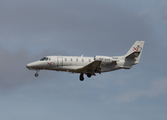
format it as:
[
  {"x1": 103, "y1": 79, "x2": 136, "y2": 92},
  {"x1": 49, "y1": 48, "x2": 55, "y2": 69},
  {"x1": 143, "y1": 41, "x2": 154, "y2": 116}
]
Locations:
[{"x1": 40, "y1": 57, "x2": 48, "y2": 61}]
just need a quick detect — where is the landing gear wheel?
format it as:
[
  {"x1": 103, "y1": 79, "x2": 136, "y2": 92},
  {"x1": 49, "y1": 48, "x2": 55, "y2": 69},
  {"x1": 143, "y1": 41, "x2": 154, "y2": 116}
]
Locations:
[
  {"x1": 87, "y1": 73, "x2": 91, "y2": 78},
  {"x1": 80, "y1": 73, "x2": 84, "y2": 81},
  {"x1": 35, "y1": 73, "x2": 39, "y2": 77},
  {"x1": 87, "y1": 70, "x2": 92, "y2": 78},
  {"x1": 34, "y1": 69, "x2": 40, "y2": 77},
  {"x1": 80, "y1": 77, "x2": 84, "y2": 81}
]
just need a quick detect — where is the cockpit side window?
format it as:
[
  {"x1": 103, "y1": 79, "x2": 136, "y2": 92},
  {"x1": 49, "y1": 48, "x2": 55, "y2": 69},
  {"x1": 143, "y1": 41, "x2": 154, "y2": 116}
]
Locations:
[
  {"x1": 40, "y1": 57, "x2": 46, "y2": 61},
  {"x1": 40, "y1": 57, "x2": 49, "y2": 61}
]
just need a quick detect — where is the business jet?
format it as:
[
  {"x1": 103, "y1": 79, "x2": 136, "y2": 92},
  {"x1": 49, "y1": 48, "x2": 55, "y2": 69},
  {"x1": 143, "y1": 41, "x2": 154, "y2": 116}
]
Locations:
[{"x1": 26, "y1": 41, "x2": 145, "y2": 81}]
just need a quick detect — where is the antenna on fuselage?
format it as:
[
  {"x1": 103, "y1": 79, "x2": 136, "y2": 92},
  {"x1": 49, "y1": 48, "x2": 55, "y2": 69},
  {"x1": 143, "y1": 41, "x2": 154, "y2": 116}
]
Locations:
[{"x1": 81, "y1": 55, "x2": 83, "y2": 57}]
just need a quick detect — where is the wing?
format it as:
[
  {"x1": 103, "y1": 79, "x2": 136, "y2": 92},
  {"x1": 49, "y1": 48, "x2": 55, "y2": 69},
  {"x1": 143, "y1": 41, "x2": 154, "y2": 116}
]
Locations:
[{"x1": 74, "y1": 60, "x2": 102, "y2": 75}]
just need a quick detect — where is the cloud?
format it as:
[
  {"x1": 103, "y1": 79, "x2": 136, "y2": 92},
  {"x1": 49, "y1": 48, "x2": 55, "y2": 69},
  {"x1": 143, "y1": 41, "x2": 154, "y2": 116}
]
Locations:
[
  {"x1": 0, "y1": 46, "x2": 64, "y2": 93},
  {"x1": 116, "y1": 77, "x2": 167, "y2": 102},
  {"x1": 0, "y1": 0, "x2": 165, "y2": 101},
  {"x1": 0, "y1": 0, "x2": 152, "y2": 56},
  {"x1": 139, "y1": 0, "x2": 167, "y2": 22},
  {"x1": 0, "y1": 1, "x2": 167, "y2": 120},
  {"x1": 0, "y1": 0, "x2": 165, "y2": 99},
  {"x1": 0, "y1": 46, "x2": 32, "y2": 92}
]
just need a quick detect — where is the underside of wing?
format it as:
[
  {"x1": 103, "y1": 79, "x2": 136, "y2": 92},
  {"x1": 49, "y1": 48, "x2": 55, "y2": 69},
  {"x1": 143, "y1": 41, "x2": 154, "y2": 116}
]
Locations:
[
  {"x1": 74, "y1": 60, "x2": 102, "y2": 75},
  {"x1": 126, "y1": 51, "x2": 140, "y2": 59}
]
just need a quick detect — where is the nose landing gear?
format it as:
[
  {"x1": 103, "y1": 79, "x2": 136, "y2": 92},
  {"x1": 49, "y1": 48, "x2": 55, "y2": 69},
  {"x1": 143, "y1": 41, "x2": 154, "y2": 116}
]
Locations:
[
  {"x1": 35, "y1": 73, "x2": 39, "y2": 77},
  {"x1": 35, "y1": 69, "x2": 40, "y2": 77}
]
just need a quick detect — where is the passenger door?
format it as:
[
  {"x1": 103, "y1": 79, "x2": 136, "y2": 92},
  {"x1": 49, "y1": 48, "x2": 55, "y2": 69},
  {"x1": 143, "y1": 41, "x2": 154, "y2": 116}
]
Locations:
[{"x1": 57, "y1": 57, "x2": 63, "y2": 68}]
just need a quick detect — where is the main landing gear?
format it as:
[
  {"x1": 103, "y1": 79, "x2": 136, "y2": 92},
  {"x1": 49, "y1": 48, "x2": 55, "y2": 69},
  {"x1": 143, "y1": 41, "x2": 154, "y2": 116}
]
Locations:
[
  {"x1": 87, "y1": 70, "x2": 92, "y2": 78},
  {"x1": 80, "y1": 73, "x2": 84, "y2": 81},
  {"x1": 87, "y1": 73, "x2": 92, "y2": 78},
  {"x1": 79, "y1": 72, "x2": 92, "y2": 81},
  {"x1": 35, "y1": 69, "x2": 40, "y2": 77}
]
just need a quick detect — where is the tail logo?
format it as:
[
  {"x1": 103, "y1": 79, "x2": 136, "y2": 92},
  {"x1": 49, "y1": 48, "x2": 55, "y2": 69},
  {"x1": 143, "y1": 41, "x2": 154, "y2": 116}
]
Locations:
[
  {"x1": 133, "y1": 47, "x2": 138, "y2": 51},
  {"x1": 47, "y1": 62, "x2": 55, "y2": 66},
  {"x1": 133, "y1": 45, "x2": 142, "y2": 52},
  {"x1": 47, "y1": 62, "x2": 51, "y2": 66}
]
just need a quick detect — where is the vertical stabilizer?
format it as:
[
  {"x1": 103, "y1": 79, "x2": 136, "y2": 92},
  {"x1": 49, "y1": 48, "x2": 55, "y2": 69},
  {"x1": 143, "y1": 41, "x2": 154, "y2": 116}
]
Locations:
[{"x1": 125, "y1": 41, "x2": 145, "y2": 64}]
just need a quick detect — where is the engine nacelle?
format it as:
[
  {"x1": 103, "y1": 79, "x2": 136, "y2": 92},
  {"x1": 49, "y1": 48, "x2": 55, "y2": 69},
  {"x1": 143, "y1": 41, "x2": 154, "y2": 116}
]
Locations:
[
  {"x1": 94, "y1": 56, "x2": 111, "y2": 61},
  {"x1": 94, "y1": 56, "x2": 119, "y2": 65}
]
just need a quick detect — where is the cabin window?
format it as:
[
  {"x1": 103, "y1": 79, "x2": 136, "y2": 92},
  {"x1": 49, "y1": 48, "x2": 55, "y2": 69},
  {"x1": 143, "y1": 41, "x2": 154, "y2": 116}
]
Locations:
[
  {"x1": 71, "y1": 58, "x2": 73, "y2": 61},
  {"x1": 76, "y1": 58, "x2": 78, "y2": 62},
  {"x1": 89, "y1": 59, "x2": 91, "y2": 62},
  {"x1": 65, "y1": 58, "x2": 67, "y2": 61},
  {"x1": 82, "y1": 59, "x2": 84, "y2": 62}
]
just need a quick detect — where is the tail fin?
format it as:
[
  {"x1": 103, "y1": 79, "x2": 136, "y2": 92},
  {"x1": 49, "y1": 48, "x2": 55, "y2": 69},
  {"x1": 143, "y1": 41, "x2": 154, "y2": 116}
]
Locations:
[{"x1": 125, "y1": 41, "x2": 145, "y2": 64}]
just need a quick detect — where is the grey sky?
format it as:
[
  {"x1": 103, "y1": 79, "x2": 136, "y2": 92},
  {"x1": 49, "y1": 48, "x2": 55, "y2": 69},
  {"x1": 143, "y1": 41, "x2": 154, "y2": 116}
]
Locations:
[{"x1": 0, "y1": 0, "x2": 167, "y2": 120}]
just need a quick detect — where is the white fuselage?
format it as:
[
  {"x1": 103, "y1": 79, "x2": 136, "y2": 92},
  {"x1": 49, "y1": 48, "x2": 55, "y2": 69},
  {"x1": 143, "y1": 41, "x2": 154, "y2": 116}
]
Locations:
[
  {"x1": 26, "y1": 55, "x2": 128, "y2": 74},
  {"x1": 26, "y1": 41, "x2": 144, "y2": 80}
]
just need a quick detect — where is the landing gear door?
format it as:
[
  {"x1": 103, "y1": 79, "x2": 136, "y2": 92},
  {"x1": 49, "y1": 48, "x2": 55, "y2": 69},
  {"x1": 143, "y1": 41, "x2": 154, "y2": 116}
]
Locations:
[{"x1": 57, "y1": 57, "x2": 63, "y2": 68}]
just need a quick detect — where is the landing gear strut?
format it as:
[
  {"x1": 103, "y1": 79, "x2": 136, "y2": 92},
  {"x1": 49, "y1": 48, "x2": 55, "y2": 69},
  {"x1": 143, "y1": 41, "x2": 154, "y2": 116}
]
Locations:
[
  {"x1": 35, "y1": 69, "x2": 40, "y2": 77},
  {"x1": 80, "y1": 73, "x2": 84, "y2": 81}
]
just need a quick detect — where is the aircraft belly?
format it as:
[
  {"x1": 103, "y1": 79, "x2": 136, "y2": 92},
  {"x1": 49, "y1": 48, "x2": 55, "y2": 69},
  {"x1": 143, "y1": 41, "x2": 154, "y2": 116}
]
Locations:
[{"x1": 51, "y1": 66, "x2": 82, "y2": 72}]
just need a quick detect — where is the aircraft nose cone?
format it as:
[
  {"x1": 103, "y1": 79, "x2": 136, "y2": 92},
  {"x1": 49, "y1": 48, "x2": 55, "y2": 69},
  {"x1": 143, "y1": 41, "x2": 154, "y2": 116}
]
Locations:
[
  {"x1": 26, "y1": 62, "x2": 37, "y2": 70},
  {"x1": 26, "y1": 64, "x2": 30, "y2": 68},
  {"x1": 26, "y1": 63, "x2": 33, "y2": 69},
  {"x1": 26, "y1": 61, "x2": 44, "y2": 70}
]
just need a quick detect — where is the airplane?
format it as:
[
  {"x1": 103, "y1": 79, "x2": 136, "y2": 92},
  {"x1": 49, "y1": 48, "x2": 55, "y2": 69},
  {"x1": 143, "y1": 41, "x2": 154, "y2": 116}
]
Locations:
[{"x1": 26, "y1": 41, "x2": 145, "y2": 81}]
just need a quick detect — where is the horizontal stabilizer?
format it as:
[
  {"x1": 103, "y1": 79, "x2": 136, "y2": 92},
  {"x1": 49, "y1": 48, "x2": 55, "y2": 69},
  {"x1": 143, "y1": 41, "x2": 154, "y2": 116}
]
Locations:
[{"x1": 126, "y1": 51, "x2": 140, "y2": 59}]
